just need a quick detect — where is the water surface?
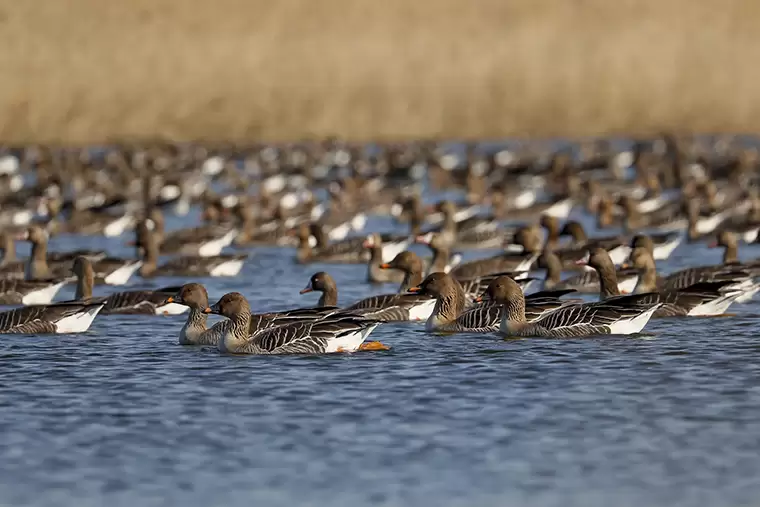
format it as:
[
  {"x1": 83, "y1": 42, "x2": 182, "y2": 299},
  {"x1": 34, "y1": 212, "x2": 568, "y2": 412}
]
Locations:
[{"x1": 2, "y1": 212, "x2": 760, "y2": 507}]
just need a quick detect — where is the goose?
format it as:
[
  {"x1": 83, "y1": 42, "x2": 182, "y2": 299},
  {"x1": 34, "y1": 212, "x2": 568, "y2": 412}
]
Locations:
[
  {"x1": 494, "y1": 276, "x2": 661, "y2": 338},
  {"x1": 137, "y1": 222, "x2": 247, "y2": 278},
  {"x1": 0, "y1": 278, "x2": 72, "y2": 306},
  {"x1": 162, "y1": 283, "x2": 229, "y2": 345},
  {"x1": 710, "y1": 231, "x2": 760, "y2": 270},
  {"x1": 538, "y1": 248, "x2": 639, "y2": 294},
  {"x1": 541, "y1": 215, "x2": 630, "y2": 267},
  {"x1": 300, "y1": 271, "x2": 436, "y2": 322},
  {"x1": 295, "y1": 223, "x2": 367, "y2": 264},
  {"x1": 474, "y1": 276, "x2": 583, "y2": 322},
  {"x1": 407, "y1": 272, "x2": 576, "y2": 333},
  {"x1": 579, "y1": 248, "x2": 645, "y2": 300},
  {"x1": 413, "y1": 232, "x2": 463, "y2": 274},
  {"x1": 425, "y1": 226, "x2": 540, "y2": 280},
  {"x1": 205, "y1": 292, "x2": 385, "y2": 354},
  {"x1": 364, "y1": 233, "x2": 405, "y2": 284},
  {"x1": 629, "y1": 233, "x2": 682, "y2": 261},
  {"x1": 12, "y1": 225, "x2": 141, "y2": 286},
  {"x1": 147, "y1": 207, "x2": 238, "y2": 257},
  {"x1": 380, "y1": 250, "x2": 533, "y2": 299},
  {"x1": 72, "y1": 257, "x2": 186, "y2": 315},
  {"x1": 632, "y1": 234, "x2": 752, "y2": 292},
  {"x1": 625, "y1": 247, "x2": 746, "y2": 316},
  {"x1": 0, "y1": 300, "x2": 104, "y2": 334}
]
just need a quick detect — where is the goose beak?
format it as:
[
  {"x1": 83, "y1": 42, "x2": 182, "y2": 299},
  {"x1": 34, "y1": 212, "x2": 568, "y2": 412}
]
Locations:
[
  {"x1": 379, "y1": 263, "x2": 391, "y2": 269},
  {"x1": 299, "y1": 281, "x2": 313, "y2": 294},
  {"x1": 474, "y1": 295, "x2": 483, "y2": 303},
  {"x1": 575, "y1": 258, "x2": 587, "y2": 266},
  {"x1": 407, "y1": 286, "x2": 421, "y2": 294},
  {"x1": 203, "y1": 307, "x2": 212, "y2": 313},
  {"x1": 203, "y1": 302, "x2": 219, "y2": 314},
  {"x1": 621, "y1": 263, "x2": 631, "y2": 269}
]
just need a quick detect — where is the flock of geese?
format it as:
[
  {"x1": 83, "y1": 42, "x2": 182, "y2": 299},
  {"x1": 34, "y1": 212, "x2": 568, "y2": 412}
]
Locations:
[{"x1": 0, "y1": 135, "x2": 759, "y2": 353}]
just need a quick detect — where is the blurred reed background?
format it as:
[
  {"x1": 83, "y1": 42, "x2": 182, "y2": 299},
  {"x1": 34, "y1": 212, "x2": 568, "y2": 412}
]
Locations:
[{"x1": 0, "y1": 0, "x2": 756, "y2": 143}]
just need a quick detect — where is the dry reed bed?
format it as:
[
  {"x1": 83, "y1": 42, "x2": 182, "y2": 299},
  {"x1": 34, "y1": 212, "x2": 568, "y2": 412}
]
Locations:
[{"x1": 0, "y1": 0, "x2": 758, "y2": 144}]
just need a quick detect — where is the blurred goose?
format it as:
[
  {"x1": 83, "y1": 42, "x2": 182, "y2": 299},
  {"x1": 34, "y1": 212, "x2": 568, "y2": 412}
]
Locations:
[
  {"x1": 365, "y1": 233, "x2": 405, "y2": 284},
  {"x1": 445, "y1": 226, "x2": 541, "y2": 279},
  {"x1": 495, "y1": 276, "x2": 661, "y2": 338},
  {"x1": 541, "y1": 215, "x2": 630, "y2": 267},
  {"x1": 206, "y1": 292, "x2": 384, "y2": 354},
  {"x1": 380, "y1": 250, "x2": 533, "y2": 299},
  {"x1": 137, "y1": 223, "x2": 247, "y2": 278},
  {"x1": 0, "y1": 300, "x2": 104, "y2": 334},
  {"x1": 626, "y1": 247, "x2": 745, "y2": 316},
  {"x1": 295, "y1": 223, "x2": 367, "y2": 264},
  {"x1": 10, "y1": 225, "x2": 141, "y2": 286},
  {"x1": 632, "y1": 234, "x2": 752, "y2": 292},
  {"x1": 72, "y1": 257, "x2": 186, "y2": 315},
  {"x1": 538, "y1": 249, "x2": 639, "y2": 294},
  {"x1": 300, "y1": 271, "x2": 436, "y2": 322},
  {"x1": 629, "y1": 233, "x2": 682, "y2": 261},
  {"x1": 148, "y1": 207, "x2": 238, "y2": 257},
  {"x1": 413, "y1": 232, "x2": 463, "y2": 274},
  {"x1": 580, "y1": 248, "x2": 644, "y2": 299}
]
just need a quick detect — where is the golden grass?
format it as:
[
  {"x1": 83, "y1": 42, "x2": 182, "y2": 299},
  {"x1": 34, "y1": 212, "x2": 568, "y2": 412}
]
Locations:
[{"x1": 0, "y1": 0, "x2": 758, "y2": 143}]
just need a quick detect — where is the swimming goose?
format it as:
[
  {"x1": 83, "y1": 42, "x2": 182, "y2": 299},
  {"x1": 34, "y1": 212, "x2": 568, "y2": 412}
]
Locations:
[
  {"x1": 0, "y1": 300, "x2": 104, "y2": 334},
  {"x1": 11, "y1": 225, "x2": 141, "y2": 286},
  {"x1": 579, "y1": 248, "x2": 642, "y2": 300},
  {"x1": 494, "y1": 276, "x2": 661, "y2": 338},
  {"x1": 413, "y1": 232, "x2": 463, "y2": 274},
  {"x1": 541, "y1": 216, "x2": 631, "y2": 268},
  {"x1": 629, "y1": 233, "x2": 683, "y2": 261},
  {"x1": 72, "y1": 257, "x2": 186, "y2": 315},
  {"x1": 380, "y1": 250, "x2": 533, "y2": 299},
  {"x1": 295, "y1": 223, "x2": 367, "y2": 264},
  {"x1": 626, "y1": 247, "x2": 745, "y2": 316},
  {"x1": 710, "y1": 231, "x2": 760, "y2": 271},
  {"x1": 378, "y1": 250, "x2": 425, "y2": 293},
  {"x1": 628, "y1": 233, "x2": 753, "y2": 292},
  {"x1": 206, "y1": 292, "x2": 384, "y2": 354},
  {"x1": 365, "y1": 234, "x2": 405, "y2": 284},
  {"x1": 406, "y1": 272, "x2": 484, "y2": 332},
  {"x1": 162, "y1": 283, "x2": 228, "y2": 345},
  {"x1": 407, "y1": 272, "x2": 567, "y2": 333},
  {"x1": 148, "y1": 208, "x2": 238, "y2": 257},
  {"x1": 437, "y1": 226, "x2": 540, "y2": 280},
  {"x1": 474, "y1": 276, "x2": 582, "y2": 322},
  {"x1": 539, "y1": 249, "x2": 639, "y2": 294},
  {"x1": 137, "y1": 223, "x2": 247, "y2": 278},
  {"x1": 300, "y1": 271, "x2": 436, "y2": 322}
]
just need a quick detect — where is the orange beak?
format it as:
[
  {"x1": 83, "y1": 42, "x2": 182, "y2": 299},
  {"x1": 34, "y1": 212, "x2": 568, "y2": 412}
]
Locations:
[
  {"x1": 299, "y1": 287, "x2": 313, "y2": 294},
  {"x1": 474, "y1": 296, "x2": 483, "y2": 303},
  {"x1": 203, "y1": 307, "x2": 212, "y2": 313},
  {"x1": 379, "y1": 263, "x2": 391, "y2": 269},
  {"x1": 166, "y1": 296, "x2": 175, "y2": 303},
  {"x1": 621, "y1": 263, "x2": 631, "y2": 269},
  {"x1": 407, "y1": 286, "x2": 421, "y2": 293}
]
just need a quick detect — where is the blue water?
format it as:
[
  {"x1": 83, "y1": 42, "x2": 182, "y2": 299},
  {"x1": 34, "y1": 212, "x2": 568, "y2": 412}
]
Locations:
[{"x1": 2, "y1": 211, "x2": 760, "y2": 507}]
